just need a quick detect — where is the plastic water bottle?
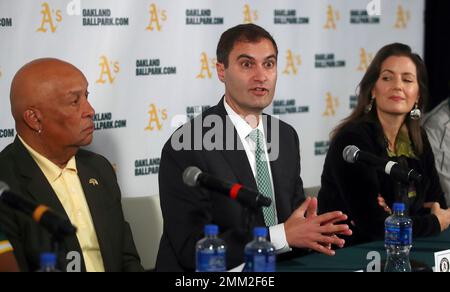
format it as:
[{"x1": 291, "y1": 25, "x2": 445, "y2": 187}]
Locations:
[
  {"x1": 37, "y1": 252, "x2": 61, "y2": 272},
  {"x1": 195, "y1": 224, "x2": 226, "y2": 272},
  {"x1": 384, "y1": 203, "x2": 412, "y2": 272},
  {"x1": 244, "y1": 227, "x2": 276, "y2": 272}
]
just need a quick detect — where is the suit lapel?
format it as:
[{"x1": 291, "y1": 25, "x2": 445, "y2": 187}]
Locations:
[
  {"x1": 220, "y1": 144, "x2": 258, "y2": 190},
  {"x1": 12, "y1": 137, "x2": 84, "y2": 269},
  {"x1": 76, "y1": 156, "x2": 112, "y2": 272},
  {"x1": 13, "y1": 138, "x2": 68, "y2": 217}
]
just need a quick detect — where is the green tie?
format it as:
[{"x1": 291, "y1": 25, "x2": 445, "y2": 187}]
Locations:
[{"x1": 248, "y1": 129, "x2": 277, "y2": 226}]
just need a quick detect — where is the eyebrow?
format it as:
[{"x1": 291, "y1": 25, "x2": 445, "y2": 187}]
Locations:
[
  {"x1": 68, "y1": 90, "x2": 82, "y2": 97},
  {"x1": 381, "y1": 69, "x2": 416, "y2": 77},
  {"x1": 66, "y1": 89, "x2": 88, "y2": 101},
  {"x1": 236, "y1": 54, "x2": 277, "y2": 61}
]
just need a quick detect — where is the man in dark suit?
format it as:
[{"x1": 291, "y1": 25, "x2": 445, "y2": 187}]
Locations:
[
  {"x1": 0, "y1": 58, "x2": 143, "y2": 272},
  {"x1": 156, "y1": 24, "x2": 352, "y2": 271}
]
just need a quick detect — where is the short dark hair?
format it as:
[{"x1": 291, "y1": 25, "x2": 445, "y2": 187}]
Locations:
[{"x1": 216, "y1": 23, "x2": 278, "y2": 68}]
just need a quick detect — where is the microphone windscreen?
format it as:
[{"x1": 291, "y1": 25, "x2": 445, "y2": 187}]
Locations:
[
  {"x1": 182, "y1": 166, "x2": 202, "y2": 187},
  {"x1": 343, "y1": 145, "x2": 359, "y2": 163}
]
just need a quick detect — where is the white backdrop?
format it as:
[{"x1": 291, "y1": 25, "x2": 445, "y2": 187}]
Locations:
[{"x1": 0, "y1": 0, "x2": 424, "y2": 197}]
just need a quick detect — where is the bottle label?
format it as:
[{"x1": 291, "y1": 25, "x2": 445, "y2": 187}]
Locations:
[
  {"x1": 385, "y1": 225, "x2": 412, "y2": 246},
  {"x1": 196, "y1": 250, "x2": 226, "y2": 272},
  {"x1": 245, "y1": 254, "x2": 276, "y2": 272}
]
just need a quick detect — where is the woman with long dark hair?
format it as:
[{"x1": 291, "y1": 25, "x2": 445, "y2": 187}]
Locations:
[{"x1": 318, "y1": 43, "x2": 450, "y2": 246}]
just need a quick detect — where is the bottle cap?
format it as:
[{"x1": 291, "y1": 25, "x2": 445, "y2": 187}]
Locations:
[
  {"x1": 254, "y1": 227, "x2": 268, "y2": 237},
  {"x1": 204, "y1": 224, "x2": 219, "y2": 236},
  {"x1": 393, "y1": 203, "x2": 405, "y2": 213},
  {"x1": 40, "y1": 252, "x2": 57, "y2": 267}
]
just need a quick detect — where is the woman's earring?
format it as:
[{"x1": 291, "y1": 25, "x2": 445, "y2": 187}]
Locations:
[
  {"x1": 365, "y1": 96, "x2": 375, "y2": 114},
  {"x1": 410, "y1": 102, "x2": 422, "y2": 120}
]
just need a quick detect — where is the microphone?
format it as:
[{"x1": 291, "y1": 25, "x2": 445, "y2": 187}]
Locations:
[
  {"x1": 343, "y1": 145, "x2": 422, "y2": 184},
  {"x1": 0, "y1": 181, "x2": 77, "y2": 238},
  {"x1": 182, "y1": 166, "x2": 272, "y2": 209}
]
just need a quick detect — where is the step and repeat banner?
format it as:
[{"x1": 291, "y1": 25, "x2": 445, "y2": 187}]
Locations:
[{"x1": 0, "y1": 0, "x2": 424, "y2": 197}]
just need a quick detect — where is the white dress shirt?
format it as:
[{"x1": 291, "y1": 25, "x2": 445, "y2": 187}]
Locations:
[{"x1": 223, "y1": 98, "x2": 290, "y2": 253}]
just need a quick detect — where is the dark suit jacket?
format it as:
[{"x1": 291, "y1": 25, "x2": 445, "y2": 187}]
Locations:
[
  {"x1": 0, "y1": 137, "x2": 143, "y2": 272},
  {"x1": 156, "y1": 98, "x2": 306, "y2": 271},
  {"x1": 318, "y1": 119, "x2": 447, "y2": 246}
]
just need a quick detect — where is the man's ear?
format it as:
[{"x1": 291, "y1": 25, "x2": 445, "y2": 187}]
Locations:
[
  {"x1": 216, "y1": 62, "x2": 225, "y2": 83},
  {"x1": 23, "y1": 108, "x2": 42, "y2": 132}
]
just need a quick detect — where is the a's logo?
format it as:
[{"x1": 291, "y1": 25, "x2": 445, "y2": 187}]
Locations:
[
  {"x1": 36, "y1": 2, "x2": 62, "y2": 33},
  {"x1": 146, "y1": 4, "x2": 167, "y2": 31},
  {"x1": 282, "y1": 50, "x2": 302, "y2": 75},
  {"x1": 357, "y1": 48, "x2": 374, "y2": 71},
  {"x1": 196, "y1": 52, "x2": 216, "y2": 79},
  {"x1": 323, "y1": 92, "x2": 340, "y2": 116},
  {"x1": 323, "y1": 5, "x2": 340, "y2": 30},
  {"x1": 96, "y1": 56, "x2": 120, "y2": 84},
  {"x1": 243, "y1": 4, "x2": 258, "y2": 24},
  {"x1": 145, "y1": 104, "x2": 168, "y2": 131},
  {"x1": 394, "y1": 5, "x2": 410, "y2": 29}
]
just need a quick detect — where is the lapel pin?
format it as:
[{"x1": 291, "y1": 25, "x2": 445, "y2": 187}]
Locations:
[{"x1": 89, "y1": 178, "x2": 99, "y2": 186}]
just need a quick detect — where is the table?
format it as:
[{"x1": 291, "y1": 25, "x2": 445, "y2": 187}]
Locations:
[{"x1": 277, "y1": 229, "x2": 450, "y2": 272}]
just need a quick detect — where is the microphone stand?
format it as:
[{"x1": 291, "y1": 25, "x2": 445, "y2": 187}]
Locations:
[
  {"x1": 244, "y1": 206, "x2": 258, "y2": 238},
  {"x1": 242, "y1": 205, "x2": 262, "y2": 272},
  {"x1": 50, "y1": 232, "x2": 68, "y2": 270},
  {"x1": 394, "y1": 181, "x2": 410, "y2": 216},
  {"x1": 392, "y1": 157, "x2": 415, "y2": 215},
  {"x1": 47, "y1": 225, "x2": 77, "y2": 272}
]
